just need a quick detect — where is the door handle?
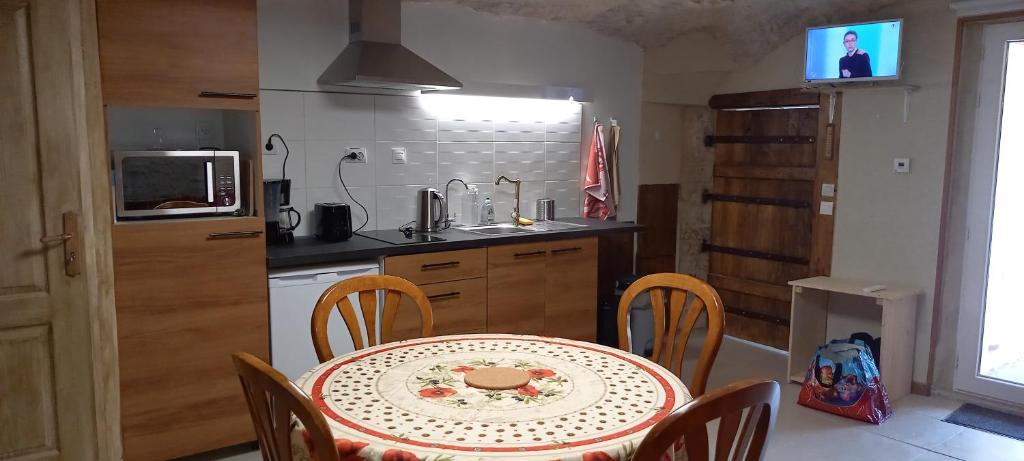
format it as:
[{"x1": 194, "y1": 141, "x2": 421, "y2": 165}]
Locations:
[
  {"x1": 198, "y1": 91, "x2": 258, "y2": 99},
  {"x1": 513, "y1": 250, "x2": 547, "y2": 258},
  {"x1": 421, "y1": 261, "x2": 460, "y2": 270},
  {"x1": 427, "y1": 291, "x2": 461, "y2": 301},
  {"x1": 207, "y1": 230, "x2": 263, "y2": 240},
  {"x1": 39, "y1": 211, "x2": 80, "y2": 277},
  {"x1": 40, "y1": 233, "x2": 72, "y2": 244}
]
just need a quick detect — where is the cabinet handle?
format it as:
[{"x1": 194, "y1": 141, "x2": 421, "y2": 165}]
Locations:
[
  {"x1": 208, "y1": 230, "x2": 263, "y2": 240},
  {"x1": 421, "y1": 261, "x2": 460, "y2": 270},
  {"x1": 198, "y1": 91, "x2": 258, "y2": 99},
  {"x1": 427, "y1": 291, "x2": 461, "y2": 301},
  {"x1": 514, "y1": 250, "x2": 547, "y2": 258},
  {"x1": 551, "y1": 247, "x2": 582, "y2": 255}
]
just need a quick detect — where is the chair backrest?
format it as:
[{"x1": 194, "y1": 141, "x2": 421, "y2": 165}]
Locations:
[
  {"x1": 311, "y1": 274, "x2": 433, "y2": 362},
  {"x1": 617, "y1": 273, "x2": 725, "y2": 396},
  {"x1": 232, "y1": 352, "x2": 340, "y2": 461},
  {"x1": 634, "y1": 380, "x2": 781, "y2": 461}
]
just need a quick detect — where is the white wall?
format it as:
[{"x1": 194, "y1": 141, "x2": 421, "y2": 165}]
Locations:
[
  {"x1": 706, "y1": 0, "x2": 957, "y2": 384},
  {"x1": 106, "y1": 107, "x2": 226, "y2": 151},
  {"x1": 260, "y1": 90, "x2": 584, "y2": 235},
  {"x1": 257, "y1": 0, "x2": 644, "y2": 222}
]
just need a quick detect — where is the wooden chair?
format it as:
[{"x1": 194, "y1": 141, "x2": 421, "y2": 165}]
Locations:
[
  {"x1": 232, "y1": 352, "x2": 340, "y2": 461},
  {"x1": 617, "y1": 273, "x2": 725, "y2": 396},
  {"x1": 634, "y1": 379, "x2": 781, "y2": 461},
  {"x1": 311, "y1": 274, "x2": 433, "y2": 362}
]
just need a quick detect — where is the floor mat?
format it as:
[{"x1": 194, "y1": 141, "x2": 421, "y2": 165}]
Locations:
[{"x1": 943, "y1": 403, "x2": 1024, "y2": 441}]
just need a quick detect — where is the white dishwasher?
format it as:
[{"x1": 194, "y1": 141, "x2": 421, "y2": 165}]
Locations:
[{"x1": 268, "y1": 260, "x2": 380, "y2": 380}]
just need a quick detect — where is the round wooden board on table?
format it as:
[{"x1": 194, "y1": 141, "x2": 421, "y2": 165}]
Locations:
[{"x1": 463, "y1": 367, "x2": 531, "y2": 390}]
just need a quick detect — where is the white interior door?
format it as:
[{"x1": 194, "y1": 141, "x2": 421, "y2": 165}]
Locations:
[{"x1": 955, "y1": 21, "x2": 1024, "y2": 403}]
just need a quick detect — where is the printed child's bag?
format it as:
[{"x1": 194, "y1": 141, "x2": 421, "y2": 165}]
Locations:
[{"x1": 797, "y1": 339, "x2": 893, "y2": 424}]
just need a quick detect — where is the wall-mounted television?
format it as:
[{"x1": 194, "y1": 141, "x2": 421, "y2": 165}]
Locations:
[{"x1": 804, "y1": 19, "x2": 903, "y2": 83}]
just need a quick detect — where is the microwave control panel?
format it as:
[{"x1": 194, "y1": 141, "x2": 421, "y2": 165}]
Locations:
[{"x1": 215, "y1": 174, "x2": 236, "y2": 206}]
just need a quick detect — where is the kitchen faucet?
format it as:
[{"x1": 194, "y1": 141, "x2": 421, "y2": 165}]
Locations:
[
  {"x1": 494, "y1": 175, "x2": 522, "y2": 226},
  {"x1": 443, "y1": 178, "x2": 469, "y2": 229}
]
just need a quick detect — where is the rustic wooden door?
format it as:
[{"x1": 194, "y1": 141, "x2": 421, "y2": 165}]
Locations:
[
  {"x1": 704, "y1": 90, "x2": 840, "y2": 350},
  {"x1": 1, "y1": 0, "x2": 117, "y2": 459}
]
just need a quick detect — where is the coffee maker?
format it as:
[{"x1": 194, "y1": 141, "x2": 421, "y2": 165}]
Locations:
[{"x1": 264, "y1": 179, "x2": 300, "y2": 244}]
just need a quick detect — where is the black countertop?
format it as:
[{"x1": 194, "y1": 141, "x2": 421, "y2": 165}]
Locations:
[{"x1": 266, "y1": 218, "x2": 643, "y2": 269}]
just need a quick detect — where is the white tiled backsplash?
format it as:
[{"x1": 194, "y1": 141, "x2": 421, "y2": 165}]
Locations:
[{"x1": 261, "y1": 91, "x2": 583, "y2": 236}]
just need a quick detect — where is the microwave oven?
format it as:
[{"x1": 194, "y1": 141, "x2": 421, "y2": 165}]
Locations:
[{"x1": 112, "y1": 150, "x2": 242, "y2": 219}]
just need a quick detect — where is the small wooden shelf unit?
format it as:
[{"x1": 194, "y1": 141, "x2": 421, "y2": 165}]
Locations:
[{"x1": 787, "y1": 276, "x2": 920, "y2": 400}]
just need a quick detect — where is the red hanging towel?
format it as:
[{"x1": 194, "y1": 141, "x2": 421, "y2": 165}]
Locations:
[{"x1": 583, "y1": 123, "x2": 614, "y2": 219}]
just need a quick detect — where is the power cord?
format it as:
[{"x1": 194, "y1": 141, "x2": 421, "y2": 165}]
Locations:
[
  {"x1": 338, "y1": 153, "x2": 369, "y2": 232},
  {"x1": 264, "y1": 134, "x2": 289, "y2": 179},
  {"x1": 398, "y1": 220, "x2": 416, "y2": 238}
]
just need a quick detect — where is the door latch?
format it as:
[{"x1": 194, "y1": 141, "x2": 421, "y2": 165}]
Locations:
[{"x1": 39, "y1": 211, "x2": 80, "y2": 277}]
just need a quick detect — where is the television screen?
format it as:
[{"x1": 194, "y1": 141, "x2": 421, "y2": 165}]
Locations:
[{"x1": 804, "y1": 19, "x2": 903, "y2": 83}]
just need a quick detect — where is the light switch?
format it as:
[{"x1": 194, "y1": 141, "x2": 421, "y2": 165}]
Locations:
[
  {"x1": 392, "y1": 147, "x2": 407, "y2": 164},
  {"x1": 894, "y1": 158, "x2": 911, "y2": 174},
  {"x1": 821, "y1": 183, "x2": 836, "y2": 198},
  {"x1": 819, "y1": 201, "x2": 834, "y2": 216}
]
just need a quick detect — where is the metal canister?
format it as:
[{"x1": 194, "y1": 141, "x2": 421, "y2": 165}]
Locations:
[{"x1": 535, "y1": 198, "x2": 555, "y2": 221}]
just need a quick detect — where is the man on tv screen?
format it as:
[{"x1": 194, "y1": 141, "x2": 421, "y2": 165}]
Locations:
[{"x1": 839, "y1": 30, "x2": 872, "y2": 78}]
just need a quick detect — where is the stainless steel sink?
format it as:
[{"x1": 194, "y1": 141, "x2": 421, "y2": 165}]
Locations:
[
  {"x1": 457, "y1": 224, "x2": 534, "y2": 235},
  {"x1": 455, "y1": 220, "x2": 587, "y2": 235},
  {"x1": 530, "y1": 220, "x2": 587, "y2": 231}
]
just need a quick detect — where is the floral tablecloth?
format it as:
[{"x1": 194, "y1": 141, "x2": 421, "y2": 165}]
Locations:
[{"x1": 292, "y1": 334, "x2": 691, "y2": 461}]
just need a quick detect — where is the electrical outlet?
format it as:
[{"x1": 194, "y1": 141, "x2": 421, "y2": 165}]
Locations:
[
  {"x1": 196, "y1": 120, "x2": 215, "y2": 147},
  {"x1": 343, "y1": 147, "x2": 367, "y2": 163}
]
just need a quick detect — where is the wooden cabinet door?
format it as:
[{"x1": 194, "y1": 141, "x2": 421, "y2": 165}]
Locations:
[
  {"x1": 544, "y1": 238, "x2": 598, "y2": 341},
  {"x1": 97, "y1": 0, "x2": 258, "y2": 110},
  {"x1": 112, "y1": 217, "x2": 269, "y2": 460},
  {"x1": 487, "y1": 242, "x2": 548, "y2": 335},
  {"x1": 384, "y1": 249, "x2": 487, "y2": 285},
  {"x1": 390, "y1": 278, "x2": 487, "y2": 341}
]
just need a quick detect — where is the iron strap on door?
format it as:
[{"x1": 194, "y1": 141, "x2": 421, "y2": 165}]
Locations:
[
  {"x1": 701, "y1": 242, "x2": 809, "y2": 265},
  {"x1": 703, "y1": 135, "x2": 816, "y2": 147},
  {"x1": 701, "y1": 190, "x2": 811, "y2": 209},
  {"x1": 723, "y1": 306, "x2": 790, "y2": 326}
]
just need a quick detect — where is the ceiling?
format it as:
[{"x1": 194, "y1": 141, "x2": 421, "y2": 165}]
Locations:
[{"x1": 410, "y1": 0, "x2": 904, "y2": 56}]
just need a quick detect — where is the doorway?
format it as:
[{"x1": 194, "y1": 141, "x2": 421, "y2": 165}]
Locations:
[{"x1": 955, "y1": 21, "x2": 1024, "y2": 403}]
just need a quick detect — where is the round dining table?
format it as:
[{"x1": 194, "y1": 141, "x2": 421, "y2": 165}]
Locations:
[{"x1": 291, "y1": 334, "x2": 691, "y2": 461}]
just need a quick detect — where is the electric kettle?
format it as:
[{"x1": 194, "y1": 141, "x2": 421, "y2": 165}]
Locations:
[{"x1": 415, "y1": 187, "x2": 446, "y2": 232}]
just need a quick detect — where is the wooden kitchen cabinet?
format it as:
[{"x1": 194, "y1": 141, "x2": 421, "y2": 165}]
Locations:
[
  {"x1": 384, "y1": 248, "x2": 487, "y2": 285},
  {"x1": 97, "y1": 0, "x2": 259, "y2": 110},
  {"x1": 386, "y1": 248, "x2": 488, "y2": 340},
  {"x1": 390, "y1": 278, "x2": 488, "y2": 341},
  {"x1": 487, "y1": 242, "x2": 549, "y2": 335},
  {"x1": 112, "y1": 217, "x2": 269, "y2": 460},
  {"x1": 386, "y1": 236, "x2": 600, "y2": 342},
  {"x1": 544, "y1": 237, "x2": 598, "y2": 341}
]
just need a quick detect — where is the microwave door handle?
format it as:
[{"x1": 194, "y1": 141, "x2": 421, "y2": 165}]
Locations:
[{"x1": 205, "y1": 161, "x2": 214, "y2": 204}]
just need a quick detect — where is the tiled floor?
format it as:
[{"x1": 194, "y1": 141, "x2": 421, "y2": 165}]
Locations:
[
  {"x1": 696, "y1": 335, "x2": 1024, "y2": 461},
  {"x1": 192, "y1": 335, "x2": 1024, "y2": 461}
]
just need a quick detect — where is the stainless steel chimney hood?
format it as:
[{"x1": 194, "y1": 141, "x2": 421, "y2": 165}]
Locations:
[{"x1": 318, "y1": 0, "x2": 462, "y2": 94}]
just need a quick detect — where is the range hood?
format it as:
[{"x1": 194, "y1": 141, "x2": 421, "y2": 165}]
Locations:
[{"x1": 318, "y1": 0, "x2": 462, "y2": 93}]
